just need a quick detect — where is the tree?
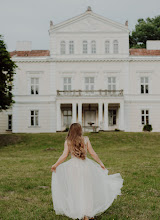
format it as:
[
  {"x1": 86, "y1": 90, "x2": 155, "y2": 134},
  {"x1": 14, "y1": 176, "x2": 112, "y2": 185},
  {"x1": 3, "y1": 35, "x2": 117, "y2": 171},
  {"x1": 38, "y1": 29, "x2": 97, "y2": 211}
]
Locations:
[
  {"x1": 0, "y1": 35, "x2": 17, "y2": 111},
  {"x1": 130, "y1": 15, "x2": 160, "y2": 48}
]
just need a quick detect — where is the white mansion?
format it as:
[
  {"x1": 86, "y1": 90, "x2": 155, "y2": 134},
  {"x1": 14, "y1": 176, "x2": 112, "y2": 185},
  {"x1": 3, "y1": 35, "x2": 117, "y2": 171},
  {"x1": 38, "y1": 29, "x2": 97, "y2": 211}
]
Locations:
[{"x1": 1, "y1": 7, "x2": 160, "y2": 133}]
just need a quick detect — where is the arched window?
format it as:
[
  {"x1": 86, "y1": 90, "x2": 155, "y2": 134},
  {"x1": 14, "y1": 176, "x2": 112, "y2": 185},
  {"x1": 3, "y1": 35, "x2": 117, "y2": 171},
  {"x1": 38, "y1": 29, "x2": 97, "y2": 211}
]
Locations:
[
  {"x1": 91, "y1": 40, "x2": 96, "y2": 54},
  {"x1": 69, "y1": 41, "x2": 74, "y2": 54},
  {"x1": 105, "y1": 40, "x2": 110, "y2": 54},
  {"x1": 83, "y1": 40, "x2": 88, "y2": 54},
  {"x1": 60, "y1": 41, "x2": 66, "y2": 54},
  {"x1": 113, "y1": 40, "x2": 119, "y2": 54}
]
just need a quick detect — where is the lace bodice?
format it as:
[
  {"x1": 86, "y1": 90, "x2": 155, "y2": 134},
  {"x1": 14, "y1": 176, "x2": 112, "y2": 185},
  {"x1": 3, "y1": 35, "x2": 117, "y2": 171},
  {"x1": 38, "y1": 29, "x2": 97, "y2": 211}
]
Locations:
[{"x1": 68, "y1": 136, "x2": 88, "y2": 158}]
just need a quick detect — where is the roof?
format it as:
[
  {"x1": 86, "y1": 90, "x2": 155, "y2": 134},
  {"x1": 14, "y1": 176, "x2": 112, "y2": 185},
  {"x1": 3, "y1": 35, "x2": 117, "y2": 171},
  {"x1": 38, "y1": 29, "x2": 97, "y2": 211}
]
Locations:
[
  {"x1": 130, "y1": 49, "x2": 160, "y2": 56},
  {"x1": 9, "y1": 49, "x2": 160, "y2": 57},
  {"x1": 49, "y1": 7, "x2": 129, "y2": 34},
  {"x1": 10, "y1": 50, "x2": 50, "y2": 57}
]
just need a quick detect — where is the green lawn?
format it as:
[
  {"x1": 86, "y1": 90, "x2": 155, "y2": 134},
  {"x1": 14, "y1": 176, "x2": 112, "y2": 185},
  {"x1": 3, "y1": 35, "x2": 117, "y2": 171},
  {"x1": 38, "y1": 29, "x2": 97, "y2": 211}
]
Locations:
[{"x1": 0, "y1": 132, "x2": 160, "y2": 220}]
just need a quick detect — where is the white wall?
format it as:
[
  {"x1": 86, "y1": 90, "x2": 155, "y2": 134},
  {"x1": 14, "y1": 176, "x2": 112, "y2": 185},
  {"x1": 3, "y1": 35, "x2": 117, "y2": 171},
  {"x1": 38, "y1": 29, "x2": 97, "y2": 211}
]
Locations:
[
  {"x1": 0, "y1": 110, "x2": 12, "y2": 133},
  {"x1": 12, "y1": 103, "x2": 56, "y2": 133}
]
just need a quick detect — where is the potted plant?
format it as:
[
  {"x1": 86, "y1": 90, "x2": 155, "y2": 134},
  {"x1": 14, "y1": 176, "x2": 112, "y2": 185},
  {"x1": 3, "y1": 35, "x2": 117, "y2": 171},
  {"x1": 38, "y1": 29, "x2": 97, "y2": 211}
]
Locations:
[{"x1": 143, "y1": 124, "x2": 152, "y2": 132}]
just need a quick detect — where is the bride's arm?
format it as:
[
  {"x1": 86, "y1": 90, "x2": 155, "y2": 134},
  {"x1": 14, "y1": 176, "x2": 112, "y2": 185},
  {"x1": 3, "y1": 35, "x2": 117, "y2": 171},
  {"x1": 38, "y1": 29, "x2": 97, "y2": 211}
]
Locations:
[
  {"x1": 86, "y1": 137, "x2": 105, "y2": 169},
  {"x1": 53, "y1": 140, "x2": 69, "y2": 168}
]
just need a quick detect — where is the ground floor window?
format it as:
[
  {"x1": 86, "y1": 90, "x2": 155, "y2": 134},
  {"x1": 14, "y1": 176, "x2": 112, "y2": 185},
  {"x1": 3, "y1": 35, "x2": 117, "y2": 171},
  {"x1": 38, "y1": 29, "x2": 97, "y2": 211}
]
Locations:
[
  {"x1": 109, "y1": 110, "x2": 116, "y2": 126},
  {"x1": 8, "y1": 115, "x2": 12, "y2": 130},
  {"x1": 31, "y1": 110, "x2": 39, "y2": 126},
  {"x1": 141, "y1": 110, "x2": 149, "y2": 125},
  {"x1": 63, "y1": 110, "x2": 72, "y2": 127}
]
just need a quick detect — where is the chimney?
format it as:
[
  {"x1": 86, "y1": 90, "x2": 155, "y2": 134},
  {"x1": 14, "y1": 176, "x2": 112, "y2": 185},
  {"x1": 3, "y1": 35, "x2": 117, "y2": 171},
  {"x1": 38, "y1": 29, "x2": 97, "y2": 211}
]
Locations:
[
  {"x1": 16, "y1": 41, "x2": 32, "y2": 51},
  {"x1": 125, "y1": 20, "x2": 128, "y2": 26}
]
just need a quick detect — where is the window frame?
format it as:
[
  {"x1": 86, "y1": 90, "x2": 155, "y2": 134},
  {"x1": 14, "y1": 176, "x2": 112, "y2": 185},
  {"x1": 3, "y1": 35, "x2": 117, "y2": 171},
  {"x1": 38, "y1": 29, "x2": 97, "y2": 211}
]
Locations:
[
  {"x1": 63, "y1": 77, "x2": 72, "y2": 91},
  {"x1": 60, "y1": 41, "x2": 66, "y2": 55},
  {"x1": 30, "y1": 110, "x2": 39, "y2": 127},
  {"x1": 69, "y1": 41, "x2": 74, "y2": 54},
  {"x1": 8, "y1": 114, "x2": 12, "y2": 130},
  {"x1": 109, "y1": 109, "x2": 117, "y2": 126},
  {"x1": 63, "y1": 110, "x2": 72, "y2": 127},
  {"x1": 83, "y1": 40, "x2": 88, "y2": 54},
  {"x1": 141, "y1": 109, "x2": 149, "y2": 125},
  {"x1": 140, "y1": 76, "x2": 149, "y2": 94},
  {"x1": 30, "y1": 77, "x2": 39, "y2": 95},
  {"x1": 91, "y1": 40, "x2": 96, "y2": 54},
  {"x1": 84, "y1": 77, "x2": 95, "y2": 91},
  {"x1": 105, "y1": 40, "x2": 110, "y2": 54},
  {"x1": 84, "y1": 76, "x2": 95, "y2": 94},
  {"x1": 108, "y1": 76, "x2": 116, "y2": 95},
  {"x1": 113, "y1": 40, "x2": 119, "y2": 54}
]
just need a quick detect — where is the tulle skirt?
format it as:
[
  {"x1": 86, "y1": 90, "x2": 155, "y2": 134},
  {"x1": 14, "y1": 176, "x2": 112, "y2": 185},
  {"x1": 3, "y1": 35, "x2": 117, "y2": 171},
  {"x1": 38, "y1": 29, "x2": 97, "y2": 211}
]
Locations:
[{"x1": 51, "y1": 156, "x2": 124, "y2": 220}]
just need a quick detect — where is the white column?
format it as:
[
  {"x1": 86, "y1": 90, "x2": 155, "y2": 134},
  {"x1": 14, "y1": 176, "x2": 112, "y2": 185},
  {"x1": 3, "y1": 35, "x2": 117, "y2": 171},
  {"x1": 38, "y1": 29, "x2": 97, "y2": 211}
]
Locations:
[
  {"x1": 98, "y1": 102, "x2": 103, "y2": 129},
  {"x1": 72, "y1": 103, "x2": 77, "y2": 123},
  {"x1": 56, "y1": 102, "x2": 61, "y2": 131},
  {"x1": 104, "y1": 102, "x2": 108, "y2": 130},
  {"x1": 78, "y1": 102, "x2": 82, "y2": 125},
  {"x1": 119, "y1": 100, "x2": 125, "y2": 131}
]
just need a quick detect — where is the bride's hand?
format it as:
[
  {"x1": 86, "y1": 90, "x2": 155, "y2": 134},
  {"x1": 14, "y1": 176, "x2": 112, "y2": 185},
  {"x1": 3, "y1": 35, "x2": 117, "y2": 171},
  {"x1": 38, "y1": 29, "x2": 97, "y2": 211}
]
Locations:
[
  {"x1": 100, "y1": 162, "x2": 106, "y2": 170},
  {"x1": 51, "y1": 164, "x2": 57, "y2": 172}
]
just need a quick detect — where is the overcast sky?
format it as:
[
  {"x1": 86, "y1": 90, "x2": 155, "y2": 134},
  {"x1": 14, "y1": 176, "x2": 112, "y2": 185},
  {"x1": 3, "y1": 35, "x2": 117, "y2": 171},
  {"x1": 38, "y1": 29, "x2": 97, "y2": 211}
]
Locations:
[{"x1": 0, "y1": 0, "x2": 160, "y2": 51}]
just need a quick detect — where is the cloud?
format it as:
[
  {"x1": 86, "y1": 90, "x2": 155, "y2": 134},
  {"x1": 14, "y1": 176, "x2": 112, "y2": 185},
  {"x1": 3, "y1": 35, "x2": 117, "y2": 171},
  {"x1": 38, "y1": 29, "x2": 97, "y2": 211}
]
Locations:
[{"x1": 0, "y1": 0, "x2": 160, "y2": 51}]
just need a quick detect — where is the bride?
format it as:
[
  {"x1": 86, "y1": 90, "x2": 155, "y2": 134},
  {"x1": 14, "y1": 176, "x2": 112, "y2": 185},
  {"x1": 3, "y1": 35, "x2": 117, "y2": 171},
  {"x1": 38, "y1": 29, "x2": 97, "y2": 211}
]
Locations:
[{"x1": 51, "y1": 123, "x2": 123, "y2": 220}]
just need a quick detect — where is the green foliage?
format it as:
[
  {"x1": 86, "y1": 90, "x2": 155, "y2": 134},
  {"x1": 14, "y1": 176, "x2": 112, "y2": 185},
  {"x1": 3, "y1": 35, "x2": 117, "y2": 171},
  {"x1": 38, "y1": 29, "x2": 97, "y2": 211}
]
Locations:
[
  {"x1": 0, "y1": 35, "x2": 17, "y2": 111},
  {"x1": 63, "y1": 126, "x2": 70, "y2": 132},
  {"x1": 129, "y1": 15, "x2": 160, "y2": 48},
  {"x1": 143, "y1": 124, "x2": 153, "y2": 132}
]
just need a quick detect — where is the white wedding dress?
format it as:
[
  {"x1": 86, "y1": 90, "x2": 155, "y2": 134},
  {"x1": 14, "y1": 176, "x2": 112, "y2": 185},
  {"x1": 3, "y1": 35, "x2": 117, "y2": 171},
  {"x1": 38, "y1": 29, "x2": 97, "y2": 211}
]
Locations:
[{"x1": 51, "y1": 137, "x2": 123, "y2": 220}]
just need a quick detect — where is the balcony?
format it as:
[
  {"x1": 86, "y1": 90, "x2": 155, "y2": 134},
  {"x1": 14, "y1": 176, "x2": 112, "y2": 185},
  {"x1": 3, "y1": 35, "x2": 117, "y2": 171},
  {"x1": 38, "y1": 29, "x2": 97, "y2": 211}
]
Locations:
[{"x1": 57, "y1": 89, "x2": 123, "y2": 97}]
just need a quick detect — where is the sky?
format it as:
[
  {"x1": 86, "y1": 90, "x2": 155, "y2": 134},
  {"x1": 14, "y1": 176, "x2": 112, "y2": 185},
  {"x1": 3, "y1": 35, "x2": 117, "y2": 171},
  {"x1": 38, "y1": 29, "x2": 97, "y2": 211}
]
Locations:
[{"x1": 0, "y1": 0, "x2": 160, "y2": 51}]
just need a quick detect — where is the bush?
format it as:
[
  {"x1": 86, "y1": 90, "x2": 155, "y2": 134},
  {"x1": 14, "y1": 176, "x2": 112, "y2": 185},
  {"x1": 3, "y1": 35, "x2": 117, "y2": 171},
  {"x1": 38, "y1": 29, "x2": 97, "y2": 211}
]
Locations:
[
  {"x1": 115, "y1": 128, "x2": 120, "y2": 131},
  {"x1": 63, "y1": 127, "x2": 69, "y2": 132},
  {"x1": 143, "y1": 124, "x2": 152, "y2": 132}
]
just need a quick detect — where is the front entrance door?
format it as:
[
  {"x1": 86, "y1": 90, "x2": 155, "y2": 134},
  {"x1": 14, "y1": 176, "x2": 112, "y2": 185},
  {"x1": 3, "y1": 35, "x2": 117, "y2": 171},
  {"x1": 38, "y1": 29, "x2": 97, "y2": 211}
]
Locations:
[{"x1": 84, "y1": 110, "x2": 96, "y2": 126}]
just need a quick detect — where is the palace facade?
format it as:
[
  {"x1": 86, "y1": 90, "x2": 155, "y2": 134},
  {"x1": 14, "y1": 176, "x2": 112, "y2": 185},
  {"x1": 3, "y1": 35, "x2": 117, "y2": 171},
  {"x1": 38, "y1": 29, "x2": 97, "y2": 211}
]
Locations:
[{"x1": 1, "y1": 7, "x2": 160, "y2": 133}]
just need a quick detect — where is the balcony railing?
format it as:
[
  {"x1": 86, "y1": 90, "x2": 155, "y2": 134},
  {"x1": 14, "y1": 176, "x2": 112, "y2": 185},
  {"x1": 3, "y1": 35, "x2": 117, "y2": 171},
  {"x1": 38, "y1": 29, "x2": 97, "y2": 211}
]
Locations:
[{"x1": 57, "y1": 89, "x2": 123, "y2": 97}]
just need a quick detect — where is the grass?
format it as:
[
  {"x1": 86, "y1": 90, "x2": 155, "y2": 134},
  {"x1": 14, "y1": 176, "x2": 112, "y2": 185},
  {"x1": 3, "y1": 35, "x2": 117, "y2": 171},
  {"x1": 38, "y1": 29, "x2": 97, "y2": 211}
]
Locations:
[{"x1": 0, "y1": 132, "x2": 160, "y2": 220}]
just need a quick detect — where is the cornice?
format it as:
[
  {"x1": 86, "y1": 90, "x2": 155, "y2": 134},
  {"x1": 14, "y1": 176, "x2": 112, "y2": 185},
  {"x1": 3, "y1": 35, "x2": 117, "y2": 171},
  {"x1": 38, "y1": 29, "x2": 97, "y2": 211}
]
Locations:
[
  {"x1": 12, "y1": 57, "x2": 50, "y2": 63},
  {"x1": 12, "y1": 56, "x2": 160, "y2": 63}
]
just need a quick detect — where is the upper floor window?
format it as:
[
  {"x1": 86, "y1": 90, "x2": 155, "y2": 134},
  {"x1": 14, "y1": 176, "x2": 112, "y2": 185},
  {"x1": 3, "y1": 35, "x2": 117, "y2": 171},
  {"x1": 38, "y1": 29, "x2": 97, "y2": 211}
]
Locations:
[
  {"x1": 85, "y1": 77, "x2": 94, "y2": 90},
  {"x1": 83, "y1": 41, "x2": 88, "y2": 54},
  {"x1": 63, "y1": 77, "x2": 72, "y2": 91},
  {"x1": 91, "y1": 40, "x2": 96, "y2": 54},
  {"x1": 141, "y1": 110, "x2": 149, "y2": 125},
  {"x1": 141, "y1": 77, "x2": 149, "y2": 94},
  {"x1": 69, "y1": 41, "x2": 74, "y2": 54},
  {"x1": 113, "y1": 40, "x2": 119, "y2": 54},
  {"x1": 105, "y1": 40, "x2": 110, "y2": 54},
  {"x1": 8, "y1": 115, "x2": 12, "y2": 130},
  {"x1": 31, "y1": 110, "x2": 39, "y2": 126},
  {"x1": 31, "y1": 78, "x2": 39, "y2": 95},
  {"x1": 60, "y1": 41, "x2": 66, "y2": 54},
  {"x1": 108, "y1": 77, "x2": 116, "y2": 90}
]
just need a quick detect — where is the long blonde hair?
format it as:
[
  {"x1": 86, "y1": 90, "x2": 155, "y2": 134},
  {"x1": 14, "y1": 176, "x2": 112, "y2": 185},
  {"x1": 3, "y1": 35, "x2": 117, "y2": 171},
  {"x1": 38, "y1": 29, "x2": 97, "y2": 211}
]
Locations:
[{"x1": 66, "y1": 123, "x2": 86, "y2": 160}]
